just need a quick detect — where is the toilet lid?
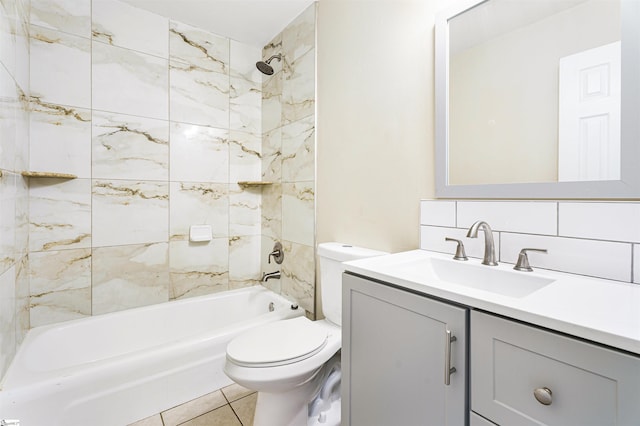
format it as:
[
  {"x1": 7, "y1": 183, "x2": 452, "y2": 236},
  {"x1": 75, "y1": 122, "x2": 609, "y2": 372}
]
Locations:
[{"x1": 227, "y1": 317, "x2": 328, "y2": 367}]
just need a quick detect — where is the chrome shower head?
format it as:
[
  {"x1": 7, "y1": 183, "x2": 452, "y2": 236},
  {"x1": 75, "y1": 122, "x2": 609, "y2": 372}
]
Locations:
[{"x1": 256, "y1": 54, "x2": 282, "y2": 75}]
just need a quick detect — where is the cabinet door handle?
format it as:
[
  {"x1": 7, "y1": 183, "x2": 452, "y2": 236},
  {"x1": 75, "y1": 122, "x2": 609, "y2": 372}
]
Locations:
[
  {"x1": 533, "y1": 387, "x2": 553, "y2": 405},
  {"x1": 444, "y1": 329, "x2": 457, "y2": 385}
]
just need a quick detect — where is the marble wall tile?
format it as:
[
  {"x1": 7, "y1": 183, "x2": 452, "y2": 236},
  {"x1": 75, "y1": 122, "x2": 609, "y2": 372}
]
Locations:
[
  {"x1": 14, "y1": 253, "x2": 29, "y2": 345},
  {"x1": 92, "y1": 243, "x2": 169, "y2": 315},
  {"x1": 281, "y1": 241, "x2": 314, "y2": 314},
  {"x1": 0, "y1": 65, "x2": 18, "y2": 172},
  {"x1": 1, "y1": 3, "x2": 17, "y2": 76},
  {"x1": 169, "y1": 182, "x2": 228, "y2": 241},
  {"x1": 169, "y1": 20, "x2": 228, "y2": 74},
  {"x1": 92, "y1": 179, "x2": 169, "y2": 247},
  {"x1": 169, "y1": 122, "x2": 229, "y2": 183},
  {"x1": 229, "y1": 131, "x2": 261, "y2": 183},
  {"x1": 282, "y1": 3, "x2": 315, "y2": 64},
  {"x1": 93, "y1": 42, "x2": 168, "y2": 120},
  {"x1": 262, "y1": 74, "x2": 282, "y2": 134},
  {"x1": 30, "y1": 99, "x2": 91, "y2": 178},
  {"x1": 229, "y1": 235, "x2": 261, "y2": 289},
  {"x1": 92, "y1": 111, "x2": 169, "y2": 181},
  {"x1": 92, "y1": 0, "x2": 168, "y2": 58},
  {"x1": 0, "y1": 265, "x2": 16, "y2": 379},
  {"x1": 261, "y1": 127, "x2": 282, "y2": 182},
  {"x1": 30, "y1": 0, "x2": 91, "y2": 37},
  {"x1": 12, "y1": 6, "x2": 28, "y2": 93},
  {"x1": 30, "y1": 25, "x2": 91, "y2": 108},
  {"x1": 13, "y1": 86, "x2": 28, "y2": 171},
  {"x1": 230, "y1": 77, "x2": 261, "y2": 135},
  {"x1": 29, "y1": 178, "x2": 92, "y2": 252},
  {"x1": 169, "y1": 60, "x2": 229, "y2": 128},
  {"x1": 14, "y1": 172, "x2": 28, "y2": 254},
  {"x1": 261, "y1": 183, "x2": 282, "y2": 240},
  {"x1": 282, "y1": 182, "x2": 315, "y2": 247},
  {"x1": 230, "y1": 40, "x2": 261, "y2": 84},
  {"x1": 282, "y1": 48, "x2": 315, "y2": 125},
  {"x1": 281, "y1": 115, "x2": 314, "y2": 182},
  {"x1": 229, "y1": 185, "x2": 261, "y2": 237},
  {"x1": 169, "y1": 239, "x2": 228, "y2": 300},
  {"x1": 29, "y1": 248, "x2": 91, "y2": 327},
  {"x1": 0, "y1": 171, "x2": 16, "y2": 275}
]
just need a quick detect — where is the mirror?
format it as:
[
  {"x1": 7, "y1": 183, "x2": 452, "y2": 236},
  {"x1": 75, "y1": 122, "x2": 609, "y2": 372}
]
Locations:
[{"x1": 435, "y1": 0, "x2": 640, "y2": 199}]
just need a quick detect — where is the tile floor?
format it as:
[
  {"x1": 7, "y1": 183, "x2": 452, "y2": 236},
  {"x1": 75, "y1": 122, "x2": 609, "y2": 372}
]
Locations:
[{"x1": 129, "y1": 383, "x2": 257, "y2": 426}]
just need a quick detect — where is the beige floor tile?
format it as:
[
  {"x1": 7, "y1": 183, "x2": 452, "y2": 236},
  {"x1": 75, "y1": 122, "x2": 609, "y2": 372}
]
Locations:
[
  {"x1": 162, "y1": 390, "x2": 228, "y2": 426},
  {"x1": 230, "y1": 393, "x2": 257, "y2": 426},
  {"x1": 128, "y1": 414, "x2": 164, "y2": 426},
  {"x1": 221, "y1": 382, "x2": 255, "y2": 402},
  {"x1": 179, "y1": 405, "x2": 242, "y2": 426}
]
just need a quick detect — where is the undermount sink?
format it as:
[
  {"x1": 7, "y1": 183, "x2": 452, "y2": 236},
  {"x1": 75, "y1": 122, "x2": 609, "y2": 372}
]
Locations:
[{"x1": 429, "y1": 257, "x2": 554, "y2": 297}]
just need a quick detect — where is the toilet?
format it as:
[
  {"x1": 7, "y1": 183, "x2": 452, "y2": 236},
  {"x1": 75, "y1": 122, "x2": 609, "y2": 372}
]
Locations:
[{"x1": 224, "y1": 242, "x2": 388, "y2": 426}]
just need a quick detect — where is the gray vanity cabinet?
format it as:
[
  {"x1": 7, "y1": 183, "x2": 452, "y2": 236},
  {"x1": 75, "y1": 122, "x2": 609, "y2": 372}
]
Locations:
[
  {"x1": 471, "y1": 311, "x2": 640, "y2": 426},
  {"x1": 342, "y1": 273, "x2": 468, "y2": 426}
]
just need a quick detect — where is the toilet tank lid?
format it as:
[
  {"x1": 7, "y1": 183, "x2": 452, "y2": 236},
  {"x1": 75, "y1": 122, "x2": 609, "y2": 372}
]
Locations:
[{"x1": 317, "y1": 242, "x2": 389, "y2": 262}]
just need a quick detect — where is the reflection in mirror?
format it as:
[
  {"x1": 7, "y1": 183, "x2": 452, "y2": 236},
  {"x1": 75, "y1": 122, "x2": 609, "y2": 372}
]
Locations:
[
  {"x1": 448, "y1": 0, "x2": 620, "y2": 185},
  {"x1": 435, "y1": 0, "x2": 640, "y2": 199}
]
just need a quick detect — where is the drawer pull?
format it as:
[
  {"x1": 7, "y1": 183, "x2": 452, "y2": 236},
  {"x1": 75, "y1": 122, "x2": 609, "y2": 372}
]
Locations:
[
  {"x1": 444, "y1": 330, "x2": 457, "y2": 385},
  {"x1": 533, "y1": 387, "x2": 553, "y2": 405}
]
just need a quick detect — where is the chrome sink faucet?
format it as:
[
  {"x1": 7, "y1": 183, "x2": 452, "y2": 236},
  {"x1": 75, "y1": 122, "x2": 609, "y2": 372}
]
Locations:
[{"x1": 466, "y1": 220, "x2": 498, "y2": 266}]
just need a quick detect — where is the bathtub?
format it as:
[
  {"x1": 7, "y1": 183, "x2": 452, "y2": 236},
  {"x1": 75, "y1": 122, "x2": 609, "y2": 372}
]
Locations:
[{"x1": 0, "y1": 286, "x2": 302, "y2": 426}]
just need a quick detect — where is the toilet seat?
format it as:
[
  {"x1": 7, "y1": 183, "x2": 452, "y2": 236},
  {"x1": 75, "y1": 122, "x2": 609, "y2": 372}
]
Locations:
[{"x1": 227, "y1": 317, "x2": 328, "y2": 367}]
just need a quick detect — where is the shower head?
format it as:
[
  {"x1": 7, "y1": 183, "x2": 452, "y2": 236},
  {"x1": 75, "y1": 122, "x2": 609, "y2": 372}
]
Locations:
[{"x1": 256, "y1": 54, "x2": 282, "y2": 75}]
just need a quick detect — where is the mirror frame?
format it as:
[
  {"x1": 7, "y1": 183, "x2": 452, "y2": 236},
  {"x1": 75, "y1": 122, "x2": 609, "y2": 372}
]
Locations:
[{"x1": 435, "y1": 0, "x2": 640, "y2": 199}]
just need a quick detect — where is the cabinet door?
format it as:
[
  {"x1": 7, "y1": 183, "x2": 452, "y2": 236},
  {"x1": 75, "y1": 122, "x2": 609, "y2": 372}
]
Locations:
[
  {"x1": 471, "y1": 311, "x2": 640, "y2": 426},
  {"x1": 342, "y1": 273, "x2": 468, "y2": 426}
]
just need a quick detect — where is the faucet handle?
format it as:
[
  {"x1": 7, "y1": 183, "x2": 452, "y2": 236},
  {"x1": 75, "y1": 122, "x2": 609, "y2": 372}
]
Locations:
[
  {"x1": 268, "y1": 242, "x2": 284, "y2": 264},
  {"x1": 445, "y1": 237, "x2": 468, "y2": 261},
  {"x1": 514, "y1": 248, "x2": 547, "y2": 272}
]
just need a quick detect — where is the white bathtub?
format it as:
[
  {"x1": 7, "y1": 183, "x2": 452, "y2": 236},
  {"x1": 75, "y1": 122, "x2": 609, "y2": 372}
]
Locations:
[{"x1": 0, "y1": 286, "x2": 302, "y2": 426}]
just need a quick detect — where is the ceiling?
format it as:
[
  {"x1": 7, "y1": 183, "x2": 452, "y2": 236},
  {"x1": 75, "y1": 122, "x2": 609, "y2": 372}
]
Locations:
[{"x1": 120, "y1": 0, "x2": 315, "y2": 48}]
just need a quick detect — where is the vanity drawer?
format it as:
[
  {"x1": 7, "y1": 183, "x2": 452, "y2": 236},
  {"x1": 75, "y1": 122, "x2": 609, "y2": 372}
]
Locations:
[{"x1": 471, "y1": 311, "x2": 640, "y2": 426}]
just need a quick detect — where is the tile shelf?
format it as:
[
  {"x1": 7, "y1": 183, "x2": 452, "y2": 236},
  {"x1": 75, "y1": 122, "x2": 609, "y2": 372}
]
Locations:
[
  {"x1": 21, "y1": 171, "x2": 77, "y2": 179},
  {"x1": 237, "y1": 181, "x2": 273, "y2": 188}
]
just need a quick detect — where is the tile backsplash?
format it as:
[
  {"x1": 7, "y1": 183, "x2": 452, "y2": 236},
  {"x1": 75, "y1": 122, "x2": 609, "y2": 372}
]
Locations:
[{"x1": 421, "y1": 200, "x2": 639, "y2": 284}]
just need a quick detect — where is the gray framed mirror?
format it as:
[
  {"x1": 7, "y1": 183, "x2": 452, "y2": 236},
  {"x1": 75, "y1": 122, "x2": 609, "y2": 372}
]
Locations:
[{"x1": 435, "y1": 0, "x2": 640, "y2": 199}]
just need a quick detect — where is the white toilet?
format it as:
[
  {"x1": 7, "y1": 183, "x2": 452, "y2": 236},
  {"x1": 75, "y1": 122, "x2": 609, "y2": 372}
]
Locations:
[{"x1": 224, "y1": 242, "x2": 388, "y2": 426}]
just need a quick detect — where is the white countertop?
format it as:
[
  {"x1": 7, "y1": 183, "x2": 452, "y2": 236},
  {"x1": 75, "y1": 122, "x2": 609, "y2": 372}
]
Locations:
[{"x1": 343, "y1": 249, "x2": 640, "y2": 355}]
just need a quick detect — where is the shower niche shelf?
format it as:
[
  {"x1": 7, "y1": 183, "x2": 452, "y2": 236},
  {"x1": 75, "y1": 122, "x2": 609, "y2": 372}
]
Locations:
[
  {"x1": 21, "y1": 171, "x2": 77, "y2": 179},
  {"x1": 237, "y1": 181, "x2": 273, "y2": 188}
]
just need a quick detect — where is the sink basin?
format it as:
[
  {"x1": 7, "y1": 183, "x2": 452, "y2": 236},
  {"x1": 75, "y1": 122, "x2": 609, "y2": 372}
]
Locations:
[
  {"x1": 428, "y1": 257, "x2": 554, "y2": 297},
  {"x1": 382, "y1": 255, "x2": 555, "y2": 298}
]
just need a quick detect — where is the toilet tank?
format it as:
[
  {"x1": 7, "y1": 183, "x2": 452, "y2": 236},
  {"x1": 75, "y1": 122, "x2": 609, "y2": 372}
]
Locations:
[{"x1": 317, "y1": 242, "x2": 388, "y2": 326}]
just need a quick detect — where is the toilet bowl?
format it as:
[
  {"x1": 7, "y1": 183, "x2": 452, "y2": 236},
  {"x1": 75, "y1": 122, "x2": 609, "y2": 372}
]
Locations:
[{"x1": 224, "y1": 242, "x2": 388, "y2": 426}]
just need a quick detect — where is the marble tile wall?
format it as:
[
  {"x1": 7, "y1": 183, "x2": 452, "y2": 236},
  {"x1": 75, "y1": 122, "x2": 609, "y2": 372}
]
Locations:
[
  {"x1": 0, "y1": 0, "x2": 30, "y2": 379},
  {"x1": 420, "y1": 200, "x2": 640, "y2": 284},
  {"x1": 25, "y1": 0, "x2": 270, "y2": 328},
  {"x1": 260, "y1": 4, "x2": 317, "y2": 314}
]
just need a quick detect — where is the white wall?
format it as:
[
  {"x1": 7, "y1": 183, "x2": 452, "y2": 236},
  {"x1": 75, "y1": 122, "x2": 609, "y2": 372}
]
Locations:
[{"x1": 316, "y1": 0, "x2": 442, "y2": 254}]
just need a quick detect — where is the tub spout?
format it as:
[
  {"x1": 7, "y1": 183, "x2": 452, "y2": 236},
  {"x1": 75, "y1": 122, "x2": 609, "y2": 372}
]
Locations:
[{"x1": 262, "y1": 271, "x2": 281, "y2": 281}]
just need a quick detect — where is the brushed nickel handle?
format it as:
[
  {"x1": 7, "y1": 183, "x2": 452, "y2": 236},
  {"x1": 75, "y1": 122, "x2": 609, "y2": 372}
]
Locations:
[
  {"x1": 533, "y1": 387, "x2": 553, "y2": 405},
  {"x1": 514, "y1": 248, "x2": 547, "y2": 272},
  {"x1": 445, "y1": 237, "x2": 468, "y2": 261},
  {"x1": 444, "y1": 330, "x2": 457, "y2": 385}
]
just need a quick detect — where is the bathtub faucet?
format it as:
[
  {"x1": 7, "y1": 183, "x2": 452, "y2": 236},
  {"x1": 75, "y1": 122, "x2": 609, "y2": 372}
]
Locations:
[{"x1": 262, "y1": 271, "x2": 281, "y2": 282}]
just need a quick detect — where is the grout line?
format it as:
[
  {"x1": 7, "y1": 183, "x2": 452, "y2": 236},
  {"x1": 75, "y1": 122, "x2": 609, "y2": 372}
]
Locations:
[{"x1": 227, "y1": 402, "x2": 246, "y2": 426}]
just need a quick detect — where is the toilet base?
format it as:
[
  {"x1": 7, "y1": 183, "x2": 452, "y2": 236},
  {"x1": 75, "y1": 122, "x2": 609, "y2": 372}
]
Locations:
[
  {"x1": 252, "y1": 354, "x2": 341, "y2": 426},
  {"x1": 253, "y1": 378, "x2": 317, "y2": 426}
]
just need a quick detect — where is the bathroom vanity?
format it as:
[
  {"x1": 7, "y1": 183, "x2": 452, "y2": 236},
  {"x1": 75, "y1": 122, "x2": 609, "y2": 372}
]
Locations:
[{"x1": 341, "y1": 250, "x2": 640, "y2": 426}]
